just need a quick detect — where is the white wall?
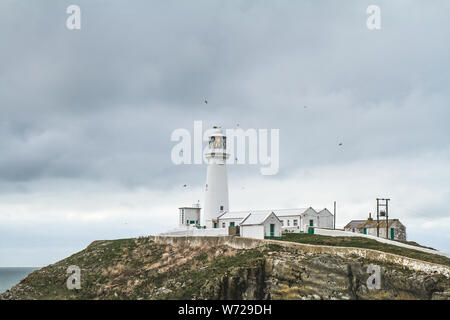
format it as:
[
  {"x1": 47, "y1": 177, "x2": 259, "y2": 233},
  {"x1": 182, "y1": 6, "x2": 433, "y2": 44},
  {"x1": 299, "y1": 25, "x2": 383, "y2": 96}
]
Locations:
[
  {"x1": 159, "y1": 227, "x2": 229, "y2": 237},
  {"x1": 314, "y1": 228, "x2": 450, "y2": 258},
  {"x1": 241, "y1": 225, "x2": 264, "y2": 239},
  {"x1": 317, "y1": 213, "x2": 333, "y2": 229},
  {"x1": 263, "y1": 215, "x2": 282, "y2": 237},
  {"x1": 218, "y1": 218, "x2": 242, "y2": 228},
  {"x1": 277, "y1": 215, "x2": 301, "y2": 228},
  {"x1": 203, "y1": 160, "x2": 229, "y2": 228},
  {"x1": 179, "y1": 208, "x2": 200, "y2": 227}
]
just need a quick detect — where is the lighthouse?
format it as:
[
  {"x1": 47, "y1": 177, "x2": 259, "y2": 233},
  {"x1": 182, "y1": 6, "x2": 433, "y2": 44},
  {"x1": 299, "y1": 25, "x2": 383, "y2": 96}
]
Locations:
[{"x1": 203, "y1": 126, "x2": 230, "y2": 228}]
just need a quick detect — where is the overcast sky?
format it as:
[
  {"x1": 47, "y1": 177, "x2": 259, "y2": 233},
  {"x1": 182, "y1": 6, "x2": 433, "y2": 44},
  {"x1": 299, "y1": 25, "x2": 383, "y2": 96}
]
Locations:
[{"x1": 1, "y1": 0, "x2": 449, "y2": 266}]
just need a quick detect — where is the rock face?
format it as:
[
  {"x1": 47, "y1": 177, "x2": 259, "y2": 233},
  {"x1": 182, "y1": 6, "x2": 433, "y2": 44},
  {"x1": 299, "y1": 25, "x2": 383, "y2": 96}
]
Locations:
[{"x1": 1, "y1": 237, "x2": 449, "y2": 300}]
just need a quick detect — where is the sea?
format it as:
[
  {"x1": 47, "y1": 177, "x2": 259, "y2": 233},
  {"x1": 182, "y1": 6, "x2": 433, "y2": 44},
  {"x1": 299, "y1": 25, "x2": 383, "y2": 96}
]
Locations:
[{"x1": 0, "y1": 267, "x2": 40, "y2": 294}]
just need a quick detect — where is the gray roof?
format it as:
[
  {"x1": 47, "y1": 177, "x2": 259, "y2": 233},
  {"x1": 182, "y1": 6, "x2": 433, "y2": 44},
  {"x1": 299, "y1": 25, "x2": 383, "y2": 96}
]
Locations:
[
  {"x1": 217, "y1": 211, "x2": 249, "y2": 220},
  {"x1": 219, "y1": 208, "x2": 315, "y2": 219},
  {"x1": 318, "y1": 208, "x2": 333, "y2": 216},
  {"x1": 240, "y1": 211, "x2": 280, "y2": 226},
  {"x1": 271, "y1": 208, "x2": 310, "y2": 217},
  {"x1": 344, "y1": 220, "x2": 366, "y2": 229},
  {"x1": 344, "y1": 219, "x2": 404, "y2": 229}
]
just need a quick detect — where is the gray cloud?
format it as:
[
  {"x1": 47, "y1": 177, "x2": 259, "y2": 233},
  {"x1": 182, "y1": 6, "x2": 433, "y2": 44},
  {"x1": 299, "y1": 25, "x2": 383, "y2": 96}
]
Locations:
[{"x1": 0, "y1": 1, "x2": 449, "y2": 264}]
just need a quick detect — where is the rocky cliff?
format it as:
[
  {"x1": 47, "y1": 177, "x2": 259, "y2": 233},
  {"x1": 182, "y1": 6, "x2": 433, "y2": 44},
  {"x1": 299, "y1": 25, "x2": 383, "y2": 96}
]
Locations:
[{"x1": 1, "y1": 236, "x2": 449, "y2": 300}]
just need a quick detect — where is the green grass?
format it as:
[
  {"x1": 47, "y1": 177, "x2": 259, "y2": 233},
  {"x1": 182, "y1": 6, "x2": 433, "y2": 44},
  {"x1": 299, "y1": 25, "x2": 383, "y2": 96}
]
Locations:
[{"x1": 280, "y1": 233, "x2": 450, "y2": 267}]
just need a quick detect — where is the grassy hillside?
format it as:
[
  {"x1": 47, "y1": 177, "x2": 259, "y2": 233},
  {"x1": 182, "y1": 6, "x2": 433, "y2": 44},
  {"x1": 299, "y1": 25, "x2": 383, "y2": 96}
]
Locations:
[
  {"x1": 281, "y1": 233, "x2": 450, "y2": 266},
  {"x1": 1, "y1": 236, "x2": 449, "y2": 300}
]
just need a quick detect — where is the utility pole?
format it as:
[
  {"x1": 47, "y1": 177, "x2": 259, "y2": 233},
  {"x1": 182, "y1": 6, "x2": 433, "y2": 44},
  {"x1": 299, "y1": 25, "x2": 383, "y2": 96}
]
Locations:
[
  {"x1": 376, "y1": 198, "x2": 379, "y2": 237},
  {"x1": 376, "y1": 198, "x2": 390, "y2": 238},
  {"x1": 334, "y1": 201, "x2": 336, "y2": 230},
  {"x1": 385, "y1": 199, "x2": 389, "y2": 239}
]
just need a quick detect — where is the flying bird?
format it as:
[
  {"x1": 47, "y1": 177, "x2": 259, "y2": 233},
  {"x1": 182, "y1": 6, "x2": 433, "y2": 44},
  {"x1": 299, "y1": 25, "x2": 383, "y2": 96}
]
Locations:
[
  {"x1": 338, "y1": 143, "x2": 343, "y2": 146},
  {"x1": 204, "y1": 99, "x2": 208, "y2": 104},
  {"x1": 183, "y1": 184, "x2": 187, "y2": 187}
]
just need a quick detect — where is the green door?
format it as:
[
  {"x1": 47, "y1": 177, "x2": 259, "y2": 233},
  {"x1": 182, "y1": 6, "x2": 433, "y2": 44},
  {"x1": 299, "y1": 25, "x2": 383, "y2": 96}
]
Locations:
[
  {"x1": 230, "y1": 222, "x2": 235, "y2": 227},
  {"x1": 270, "y1": 224, "x2": 275, "y2": 237},
  {"x1": 213, "y1": 222, "x2": 217, "y2": 229},
  {"x1": 390, "y1": 228, "x2": 395, "y2": 240},
  {"x1": 309, "y1": 220, "x2": 314, "y2": 226},
  {"x1": 363, "y1": 228, "x2": 367, "y2": 234}
]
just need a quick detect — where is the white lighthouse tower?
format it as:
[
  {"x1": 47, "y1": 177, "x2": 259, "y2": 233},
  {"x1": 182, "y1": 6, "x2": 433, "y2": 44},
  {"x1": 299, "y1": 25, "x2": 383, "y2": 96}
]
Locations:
[{"x1": 203, "y1": 126, "x2": 230, "y2": 228}]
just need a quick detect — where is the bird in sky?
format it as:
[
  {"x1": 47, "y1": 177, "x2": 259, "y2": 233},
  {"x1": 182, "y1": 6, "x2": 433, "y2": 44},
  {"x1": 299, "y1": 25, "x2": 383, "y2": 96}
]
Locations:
[
  {"x1": 204, "y1": 99, "x2": 208, "y2": 104},
  {"x1": 338, "y1": 143, "x2": 343, "y2": 146},
  {"x1": 183, "y1": 184, "x2": 187, "y2": 187}
]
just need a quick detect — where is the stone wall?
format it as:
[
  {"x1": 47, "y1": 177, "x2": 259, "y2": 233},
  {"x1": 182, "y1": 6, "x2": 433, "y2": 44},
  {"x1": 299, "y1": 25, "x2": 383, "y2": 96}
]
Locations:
[
  {"x1": 315, "y1": 228, "x2": 449, "y2": 258},
  {"x1": 150, "y1": 235, "x2": 450, "y2": 278}
]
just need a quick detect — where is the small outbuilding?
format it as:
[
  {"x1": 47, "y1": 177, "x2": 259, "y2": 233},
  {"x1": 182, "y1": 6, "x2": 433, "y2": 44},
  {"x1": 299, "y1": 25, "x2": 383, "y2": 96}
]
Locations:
[
  {"x1": 239, "y1": 211, "x2": 282, "y2": 240},
  {"x1": 344, "y1": 214, "x2": 406, "y2": 240},
  {"x1": 178, "y1": 204, "x2": 201, "y2": 227}
]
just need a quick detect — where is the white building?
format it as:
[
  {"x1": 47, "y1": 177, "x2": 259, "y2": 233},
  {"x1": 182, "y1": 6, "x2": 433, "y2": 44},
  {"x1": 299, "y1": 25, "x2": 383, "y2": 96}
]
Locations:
[
  {"x1": 215, "y1": 210, "x2": 247, "y2": 229},
  {"x1": 168, "y1": 126, "x2": 335, "y2": 240},
  {"x1": 344, "y1": 215, "x2": 406, "y2": 240},
  {"x1": 203, "y1": 127, "x2": 230, "y2": 228},
  {"x1": 239, "y1": 211, "x2": 282, "y2": 239},
  {"x1": 214, "y1": 207, "x2": 334, "y2": 234},
  {"x1": 317, "y1": 208, "x2": 334, "y2": 229},
  {"x1": 178, "y1": 204, "x2": 201, "y2": 227}
]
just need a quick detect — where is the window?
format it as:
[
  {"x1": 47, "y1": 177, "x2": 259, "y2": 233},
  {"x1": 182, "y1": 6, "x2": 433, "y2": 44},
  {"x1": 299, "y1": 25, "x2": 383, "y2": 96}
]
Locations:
[
  {"x1": 287, "y1": 220, "x2": 290, "y2": 226},
  {"x1": 293, "y1": 219, "x2": 298, "y2": 226},
  {"x1": 281, "y1": 220, "x2": 284, "y2": 226},
  {"x1": 209, "y1": 136, "x2": 215, "y2": 148},
  {"x1": 309, "y1": 219, "x2": 314, "y2": 226},
  {"x1": 222, "y1": 222, "x2": 226, "y2": 228},
  {"x1": 220, "y1": 205, "x2": 224, "y2": 211},
  {"x1": 230, "y1": 222, "x2": 235, "y2": 227},
  {"x1": 214, "y1": 222, "x2": 217, "y2": 228}
]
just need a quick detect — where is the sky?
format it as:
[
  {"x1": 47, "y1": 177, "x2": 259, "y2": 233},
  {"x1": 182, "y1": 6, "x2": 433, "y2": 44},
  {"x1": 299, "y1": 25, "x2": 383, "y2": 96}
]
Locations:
[{"x1": 0, "y1": 0, "x2": 449, "y2": 266}]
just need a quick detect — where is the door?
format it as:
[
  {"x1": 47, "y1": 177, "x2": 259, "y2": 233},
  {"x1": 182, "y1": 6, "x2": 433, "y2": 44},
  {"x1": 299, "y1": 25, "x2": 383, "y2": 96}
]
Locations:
[
  {"x1": 230, "y1": 222, "x2": 235, "y2": 227},
  {"x1": 309, "y1": 220, "x2": 314, "y2": 226},
  {"x1": 270, "y1": 224, "x2": 275, "y2": 237},
  {"x1": 363, "y1": 228, "x2": 367, "y2": 234},
  {"x1": 390, "y1": 228, "x2": 395, "y2": 240}
]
